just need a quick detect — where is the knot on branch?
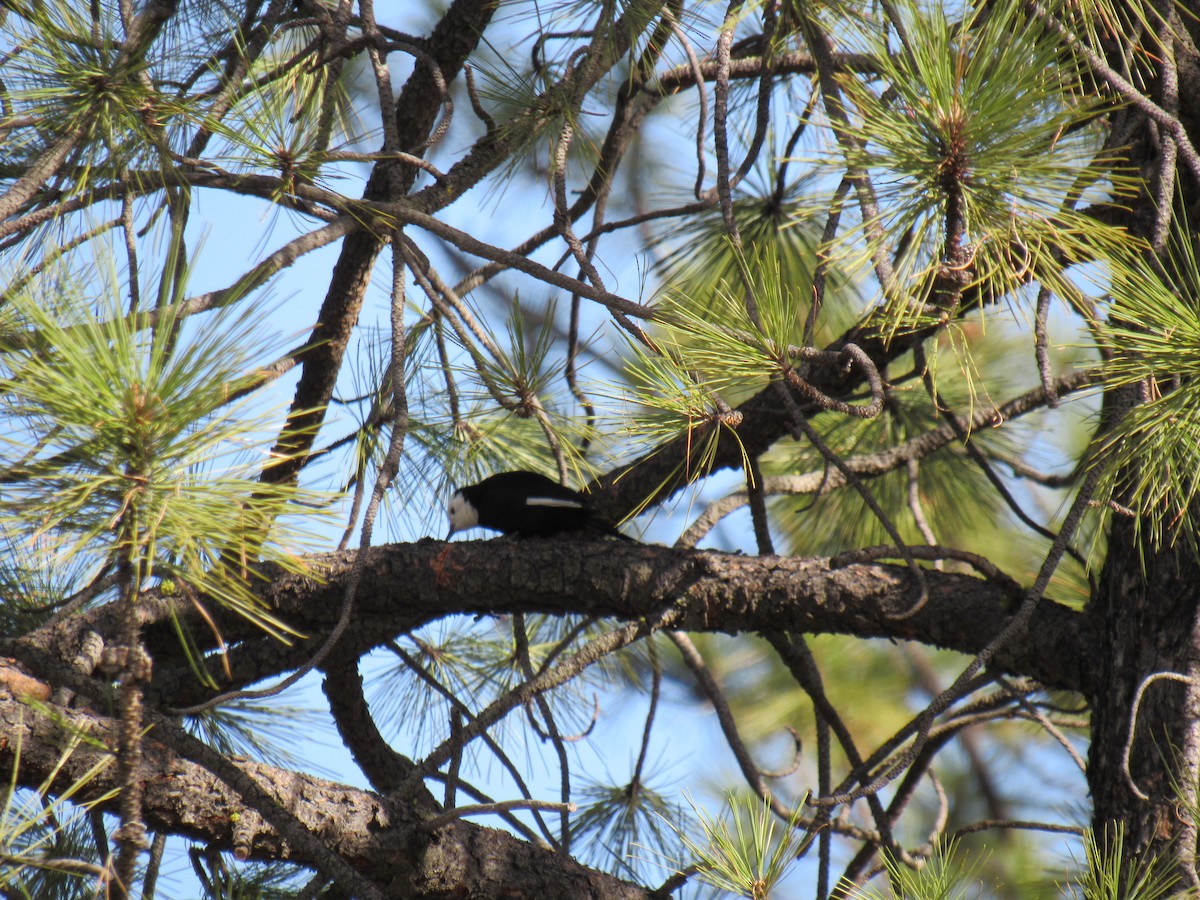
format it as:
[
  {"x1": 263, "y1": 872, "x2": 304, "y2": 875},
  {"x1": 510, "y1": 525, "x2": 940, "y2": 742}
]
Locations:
[
  {"x1": 232, "y1": 809, "x2": 266, "y2": 861},
  {"x1": 100, "y1": 644, "x2": 153, "y2": 682},
  {"x1": 713, "y1": 399, "x2": 743, "y2": 429}
]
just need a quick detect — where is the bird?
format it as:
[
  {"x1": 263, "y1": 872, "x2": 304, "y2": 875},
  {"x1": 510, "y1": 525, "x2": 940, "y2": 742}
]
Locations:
[{"x1": 445, "y1": 470, "x2": 632, "y2": 540}]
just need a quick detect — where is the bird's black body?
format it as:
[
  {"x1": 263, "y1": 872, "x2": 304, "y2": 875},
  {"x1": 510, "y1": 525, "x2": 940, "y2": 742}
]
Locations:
[{"x1": 446, "y1": 470, "x2": 630, "y2": 539}]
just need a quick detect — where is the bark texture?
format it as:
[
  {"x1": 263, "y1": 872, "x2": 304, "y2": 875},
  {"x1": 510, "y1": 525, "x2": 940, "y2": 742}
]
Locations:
[
  {"x1": 2, "y1": 540, "x2": 1091, "y2": 897},
  {"x1": 1082, "y1": 5, "x2": 1200, "y2": 875},
  {"x1": 16, "y1": 542, "x2": 1092, "y2": 708},
  {"x1": 0, "y1": 687, "x2": 648, "y2": 899},
  {"x1": 1088, "y1": 526, "x2": 1200, "y2": 859}
]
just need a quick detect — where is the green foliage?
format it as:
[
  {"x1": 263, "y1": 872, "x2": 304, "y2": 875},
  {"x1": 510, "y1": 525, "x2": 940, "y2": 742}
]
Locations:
[
  {"x1": 616, "y1": 232, "x2": 835, "y2": 498},
  {"x1": 0, "y1": 531, "x2": 96, "y2": 635},
  {"x1": 572, "y1": 772, "x2": 687, "y2": 880},
  {"x1": 770, "y1": 365, "x2": 1001, "y2": 550},
  {"x1": 614, "y1": 319, "x2": 755, "y2": 490},
  {"x1": 651, "y1": 181, "x2": 856, "y2": 337},
  {"x1": 0, "y1": 254, "x2": 333, "y2": 635},
  {"x1": 1092, "y1": 223, "x2": 1200, "y2": 552},
  {"x1": 662, "y1": 792, "x2": 813, "y2": 900},
  {"x1": 465, "y1": 0, "x2": 648, "y2": 195},
  {"x1": 842, "y1": 838, "x2": 988, "y2": 899},
  {"x1": 0, "y1": 718, "x2": 114, "y2": 899},
  {"x1": 1, "y1": 0, "x2": 1196, "y2": 896},
  {"x1": 370, "y1": 623, "x2": 523, "y2": 755},
  {"x1": 189, "y1": 847, "x2": 316, "y2": 900},
  {"x1": 832, "y1": 0, "x2": 1134, "y2": 326},
  {"x1": 186, "y1": 701, "x2": 331, "y2": 772},
  {"x1": 370, "y1": 616, "x2": 626, "y2": 756},
  {"x1": 205, "y1": 21, "x2": 363, "y2": 193},
  {"x1": 415, "y1": 295, "x2": 604, "y2": 494},
  {"x1": 1063, "y1": 824, "x2": 1197, "y2": 900},
  {"x1": 0, "y1": 0, "x2": 200, "y2": 181}
]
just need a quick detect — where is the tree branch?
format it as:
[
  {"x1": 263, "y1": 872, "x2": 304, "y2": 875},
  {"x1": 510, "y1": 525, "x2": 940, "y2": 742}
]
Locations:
[
  {"x1": 0, "y1": 689, "x2": 648, "y2": 900},
  {"x1": 28, "y1": 541, "x2": 1094, "y2": 708}
]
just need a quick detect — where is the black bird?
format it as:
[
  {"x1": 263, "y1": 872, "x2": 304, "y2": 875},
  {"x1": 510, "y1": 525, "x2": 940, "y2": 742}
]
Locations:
[{"x1": 446, "y1": 470, "x2": 631, "y2": 540}]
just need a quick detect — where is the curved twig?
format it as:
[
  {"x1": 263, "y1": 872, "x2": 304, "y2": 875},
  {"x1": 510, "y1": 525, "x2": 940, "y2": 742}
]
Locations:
[{"x1": 1122, "y1": 671, "x2": 1195, "y2": 802}]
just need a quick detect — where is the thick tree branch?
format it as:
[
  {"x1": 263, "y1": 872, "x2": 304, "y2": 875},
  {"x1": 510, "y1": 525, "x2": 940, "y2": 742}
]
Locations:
[
  {"x1": 263, "y1": 0, "x2": 501, "y2": 489},
  {"x1": 0, "y1": 689, "x2": 648, "y2": 900},
  {"x1": 594, "y1": 316, "x2": 1016, "y2": 520},
  {"x1": 28, "y1": 541, "x2": 1094, "y2": 706}
]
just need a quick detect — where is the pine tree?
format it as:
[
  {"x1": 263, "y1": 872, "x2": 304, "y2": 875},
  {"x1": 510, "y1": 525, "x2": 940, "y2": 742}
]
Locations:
[{"x1": 2, "y1": 1, "x2": 1200, "y2": 897}]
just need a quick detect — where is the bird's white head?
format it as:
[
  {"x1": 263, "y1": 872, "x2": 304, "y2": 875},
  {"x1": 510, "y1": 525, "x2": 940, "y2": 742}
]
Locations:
[{"x1": 446, "y1": 490, "x2": 479, "y2": 538}]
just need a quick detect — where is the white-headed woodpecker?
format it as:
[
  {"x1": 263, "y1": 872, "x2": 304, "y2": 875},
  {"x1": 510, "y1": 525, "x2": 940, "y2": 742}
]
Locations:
[{"x1": 446, "y1": 470, "x2": 631, "y2": 540}]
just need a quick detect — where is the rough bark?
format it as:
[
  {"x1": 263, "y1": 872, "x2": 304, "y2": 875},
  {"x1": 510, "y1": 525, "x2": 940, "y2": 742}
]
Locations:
[
  {"x1": 2, "y1": 538, "x2": 1093, "y2": 896},
  {"x1": 1088, "y1": 522, "x2": 1200, "y2": 859},
  {"x1": 0, "y1": 687, "x2": 648, "y2": 900},
  {"x1": 1077, "y1": 3, "x2": 1200, "y2": 877},
  {"x1": 16, "y1": 542, "x2": 1092, "y2": 710},
  {"x1": 7, "y1": 0, "x2": 1200, "y2": 894},
  {"x1": 1075, "y1": 3, "x2": 1200, "y2": 877}
]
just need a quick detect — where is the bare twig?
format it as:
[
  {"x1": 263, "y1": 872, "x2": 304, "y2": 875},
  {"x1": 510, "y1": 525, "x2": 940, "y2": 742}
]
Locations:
[
  {"x1": 817, "y1": 460, "x2": 1105, "y2": 807},
  {"x1": 669, "y1": 631, "x2": 797, "y2": 822},
  {"x1": 389, "y1": 640, "x2": 559, "y2": 848},
  {"x1": 169, "y1": 226, "x2": 410, "y2": 716},
  {"x1": 676, "y1": 368, "x2": 1095, "y2": 547},
  {"x1": 419, "y1": 799, "x2": 576, "y2": 834},
  {"x1": 1027, "y1": 0, "x2": 1200, "y2": 184},
  {"x1": 513, "y1": 613, "x2": 573, "y2": 851},
  {"x1": 1122, "y1": 671, "x2": 1195, "y2": 801},
  {"x1": 773, "y1": 381, "x2": 928, "y2": 617},
  {"x1": 905, "y1": 459, "x2": 940, "y2": 570},
  {"x1": 1034, "y1": 286, "x2": 1059, "y2": 407},
  {"x1": 411, "y1": 608, "x2": 680, "y2": 784},
  {"x1": 995, "y1": 675, "x2": 1087, "y2": 773}
]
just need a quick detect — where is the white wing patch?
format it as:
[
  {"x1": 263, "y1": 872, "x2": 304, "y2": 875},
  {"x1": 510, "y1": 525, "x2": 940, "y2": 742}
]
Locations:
[{"x1": 525, "y1": 496, "x2": 584, "y2": 509}]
